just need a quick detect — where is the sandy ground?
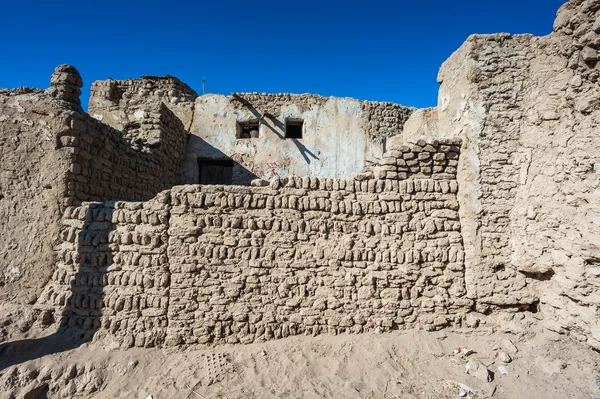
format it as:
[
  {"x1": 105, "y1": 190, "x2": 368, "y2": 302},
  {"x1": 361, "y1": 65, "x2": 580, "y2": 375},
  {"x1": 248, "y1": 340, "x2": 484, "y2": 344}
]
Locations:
[{"x1": 1, "y1": 324, "x2": 599, "y2": 399}]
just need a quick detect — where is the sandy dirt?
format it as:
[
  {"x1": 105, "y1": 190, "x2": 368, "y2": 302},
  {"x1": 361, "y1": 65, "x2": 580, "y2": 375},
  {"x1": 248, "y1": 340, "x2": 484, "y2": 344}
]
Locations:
[{"x1": 1, "y1": 322, "x2": 599, "y2": 399}]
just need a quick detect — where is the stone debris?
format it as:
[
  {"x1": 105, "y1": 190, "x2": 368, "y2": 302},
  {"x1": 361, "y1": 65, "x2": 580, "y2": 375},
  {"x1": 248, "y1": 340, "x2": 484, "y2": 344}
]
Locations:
[
  {"x1": 250, "y1": 178, "x2": 269, "y2": 187},
  {"x1": 501, "y1": 339, "x2": 519, "y2": 357},
  {"x1": 453, "y1": 347, "x2": 475, "y2": 357},
  {"x1": 465, "y1": 359, "x2": 493, "y2": 383},
  {"x1": 498, "y1": 350, "x2": 512, "y2": 363},
  {"x1": 457, "y1": 382, "x2": 476, "y2": 398}
]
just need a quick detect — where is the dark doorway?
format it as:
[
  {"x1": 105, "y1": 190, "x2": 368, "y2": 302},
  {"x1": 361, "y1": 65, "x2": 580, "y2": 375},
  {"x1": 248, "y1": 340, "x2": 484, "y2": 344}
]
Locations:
[{"x1": 198, "y1": 159, "x2": 234, "y2": 185}]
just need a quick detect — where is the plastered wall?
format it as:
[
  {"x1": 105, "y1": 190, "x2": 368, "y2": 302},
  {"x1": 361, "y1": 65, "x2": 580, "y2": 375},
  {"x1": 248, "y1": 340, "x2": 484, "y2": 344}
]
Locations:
[
  {"x1": 181, "y1": 93, "x2": 414, "y2": 185},
  {"x1": 88, "y1": 83, "x2": 414, "y2": 186},
  {"x1": 0, "y1": 89, "x2": 74, "y2": 304}
]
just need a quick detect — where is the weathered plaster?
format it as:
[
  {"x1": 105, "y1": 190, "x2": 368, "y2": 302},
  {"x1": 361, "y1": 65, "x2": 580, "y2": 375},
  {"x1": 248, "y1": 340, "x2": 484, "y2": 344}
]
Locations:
[{"x1": 182, "y1": 94, "x2": 402, "y2": 184}]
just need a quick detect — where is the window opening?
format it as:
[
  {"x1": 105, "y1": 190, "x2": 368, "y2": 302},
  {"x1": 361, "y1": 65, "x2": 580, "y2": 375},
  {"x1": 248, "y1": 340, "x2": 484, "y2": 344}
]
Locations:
[
  {"x1": 285, "y1": 119, "x2": 303, "y2": 139},
  {"x1": 237, "y1": 121, "x2": 259, "y2": 139}
]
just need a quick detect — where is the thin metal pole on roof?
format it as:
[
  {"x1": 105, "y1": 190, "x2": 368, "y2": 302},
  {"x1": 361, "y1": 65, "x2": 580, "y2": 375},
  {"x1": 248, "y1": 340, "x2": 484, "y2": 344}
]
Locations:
[{"x1": 202, "y1": 76, "x2": 206, "y2": 95}]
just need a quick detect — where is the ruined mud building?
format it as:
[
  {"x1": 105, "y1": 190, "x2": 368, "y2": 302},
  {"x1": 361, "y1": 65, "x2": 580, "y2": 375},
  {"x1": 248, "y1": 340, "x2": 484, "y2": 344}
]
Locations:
[{"x1": 1, "y1": 0, "x2": 599, "y2": 352}]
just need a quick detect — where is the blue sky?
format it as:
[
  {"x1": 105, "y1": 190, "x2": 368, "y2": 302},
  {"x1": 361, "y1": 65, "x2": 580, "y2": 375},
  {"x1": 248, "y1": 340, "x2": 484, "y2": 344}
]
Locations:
[{"x1": 1, "y1": 0, "x2": 564, "y2": 109}]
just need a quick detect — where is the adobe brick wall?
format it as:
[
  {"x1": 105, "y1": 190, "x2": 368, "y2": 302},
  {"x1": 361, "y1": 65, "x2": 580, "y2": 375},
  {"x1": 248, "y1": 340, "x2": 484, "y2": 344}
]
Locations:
[
  {"x1": 36, "y1": 139, "x2": 471, "y2": 347},
  {"x1": 59, "y1": 103, "x2": 188, "y2": 206},
  {"x1": 1, "y1": 66, "x2": 189, "y2": 305}
]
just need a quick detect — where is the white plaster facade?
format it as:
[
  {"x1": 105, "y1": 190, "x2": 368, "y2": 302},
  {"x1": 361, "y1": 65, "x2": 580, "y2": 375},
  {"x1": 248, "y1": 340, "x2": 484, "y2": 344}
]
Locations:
[{"x1": 181, "y1": 93, "x2": 412, "y2": 185}]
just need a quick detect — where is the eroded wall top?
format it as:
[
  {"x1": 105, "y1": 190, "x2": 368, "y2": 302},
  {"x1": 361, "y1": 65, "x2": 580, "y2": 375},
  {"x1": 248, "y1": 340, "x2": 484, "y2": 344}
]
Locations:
[
  {"x1": 0, "y1": 66, "x2": 190, "y2": 305},
  {"x1": 89, "y1": 76, "x2": 198, "y2": 131}
]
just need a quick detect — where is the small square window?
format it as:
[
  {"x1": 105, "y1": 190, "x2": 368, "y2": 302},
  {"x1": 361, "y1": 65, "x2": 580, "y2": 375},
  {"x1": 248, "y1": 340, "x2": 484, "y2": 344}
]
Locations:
[
  {"x1": 285, "y1": 120, "x2": 303, "y2": 139},
  {"x1": 237, "y1": 121, "x2": 259, "y2": 139}
]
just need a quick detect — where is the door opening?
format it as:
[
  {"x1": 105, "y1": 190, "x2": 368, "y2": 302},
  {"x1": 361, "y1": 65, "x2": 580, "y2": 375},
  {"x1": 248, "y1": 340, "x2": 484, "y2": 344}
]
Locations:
[{"x1": 198, "y1": 159, "x2": 234, "y2": 185}]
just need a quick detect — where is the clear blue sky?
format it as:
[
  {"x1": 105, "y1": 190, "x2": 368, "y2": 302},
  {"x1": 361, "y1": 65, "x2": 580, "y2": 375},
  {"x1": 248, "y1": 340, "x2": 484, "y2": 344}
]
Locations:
[{"x1": 1, "y1": 0, "x2": 565, "y2": 109}]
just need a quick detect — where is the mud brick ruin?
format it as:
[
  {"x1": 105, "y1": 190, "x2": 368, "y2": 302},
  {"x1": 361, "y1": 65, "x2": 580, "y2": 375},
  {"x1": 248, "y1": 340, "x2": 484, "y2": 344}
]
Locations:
[{"x1": 1, "y1": 0, "x2": 599, "y2": 354}]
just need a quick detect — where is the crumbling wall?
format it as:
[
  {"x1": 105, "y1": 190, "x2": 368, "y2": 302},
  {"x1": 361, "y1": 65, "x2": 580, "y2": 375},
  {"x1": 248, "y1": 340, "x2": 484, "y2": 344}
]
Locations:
[
  {"x1": 0, "y1": 65, "x2": 190, "y2": 308},
  {"x1": 362, "y1": 100, "x2": 416, "y2": 145},
  {"x1": 38, "y1": 139, "x2": 471, "y2": 347},
  {"x1": 401, "y1": 0, "x2": 600, "y2": 349},
  {"x1": 401, "y1": 35, "x2": 538, "y2": 310},
  {"x1": 36, "y1": 196, "x2": 171, "y2": 347},
  {"x1": 223, "y1": 94, "x2": 414, "y2": 145},
  {"x1": 60, "y1": 103, "x2": 188, "y2": 205},
  {"x1": 443, "y1": 34, "x2": 537, "y2": 308},
  {"x1": 0, "y1": 89, "x2": 74, "y2": 304},
  {"x1": 7, "y1": 0, "x2": 600, "y2": 352},
  {"x1": 167, "y1": 140, "x2": 466, "y2": 345},
  {"x1": 88, "y1": 76, "x2": 198, "y2": 131},
  {"x1": 511, "y1": 0, "x2": 600, "y2": 349},
  {"x1": 182, "y1": 93, "x2": 414, "y2": 185}
]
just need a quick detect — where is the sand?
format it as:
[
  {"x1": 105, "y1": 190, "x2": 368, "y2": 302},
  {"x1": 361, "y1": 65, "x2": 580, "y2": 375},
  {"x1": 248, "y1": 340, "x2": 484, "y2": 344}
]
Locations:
[{"x1": 1, "y1": 315, "x2": 599, "y2": 399}]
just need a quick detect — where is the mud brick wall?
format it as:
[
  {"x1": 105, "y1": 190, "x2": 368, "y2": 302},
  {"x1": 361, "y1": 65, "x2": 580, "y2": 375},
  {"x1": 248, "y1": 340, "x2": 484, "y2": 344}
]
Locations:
[
  {"x1": 370, "y1": 139, "x2": 460, "y2": 180},
  {"x1": 36, "y1": 196, "x2": 171, "y2": 347},
  {"x1": 38, "y1": 139, "x2": 469, "y2": 347},
  {"x1": 89, "y1": 76, "x2": 198, "y2": 105},
  {"x1": 165, "y1": 139, "x2": 467, "y2": 346},
  {"x1": 430, "y1": 33, "x2": 540, "y2": 311},
  {"x1": 58, "y1": 103, "x2": 188, "y2": 205},
  {"x1": 89, "y1": 76, "x2": 198, "y2": 131},
  {"x1": 361, "y1": 101, "x2": 415, "y2": 145}
]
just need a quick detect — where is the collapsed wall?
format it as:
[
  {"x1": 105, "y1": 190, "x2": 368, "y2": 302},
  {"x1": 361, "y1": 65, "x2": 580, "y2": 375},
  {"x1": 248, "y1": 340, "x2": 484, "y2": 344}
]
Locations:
[
  {"x1": 88, "y1": 75, "x2": 198, "y2": 131},
  {"x1": 36, "y1": 139, "x2": 470, "y2": 347}
]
